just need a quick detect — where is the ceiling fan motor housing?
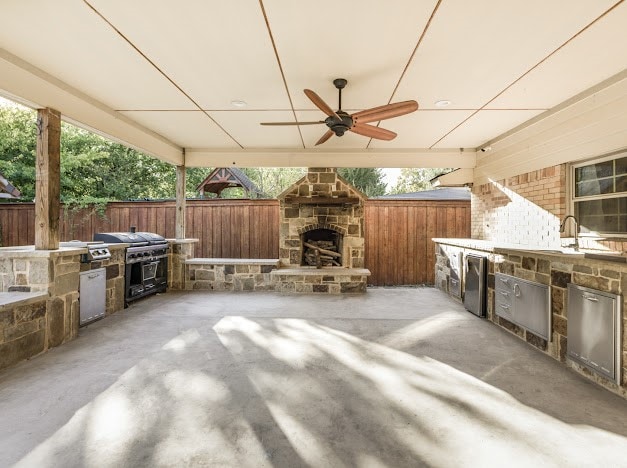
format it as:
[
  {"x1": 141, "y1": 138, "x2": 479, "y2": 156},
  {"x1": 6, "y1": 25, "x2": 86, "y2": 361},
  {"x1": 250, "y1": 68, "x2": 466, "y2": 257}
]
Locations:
[{"x1": 326, "y1": 111, "x2": 353, "y2": 136}]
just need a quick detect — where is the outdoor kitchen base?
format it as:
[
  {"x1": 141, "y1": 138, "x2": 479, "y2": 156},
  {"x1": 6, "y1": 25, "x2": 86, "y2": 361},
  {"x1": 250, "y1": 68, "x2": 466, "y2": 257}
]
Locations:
[{"x1": 271, "y1": 267, "x2": 370, "y2": 294}]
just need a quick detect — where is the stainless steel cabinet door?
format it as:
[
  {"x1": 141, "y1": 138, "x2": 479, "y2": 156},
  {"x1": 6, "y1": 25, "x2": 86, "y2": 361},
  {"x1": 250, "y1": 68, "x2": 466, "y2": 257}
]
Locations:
[
  {"x1": 567, "y1": 284, "x2": 620, "y2": 382},
  {"x1": 79, "y1": 268, "x2": 106, "y2": 326},
  {"x1": 448, "y1": 249, "x2": 462, "y2": 299},
  {"x1": 494, "y1": 273, "x2": 550, "y2": 340},
  {"x1": 464, "y1": 255, "x2": 486, "y2": 317},
  {"x1": 514, "y1": 280, "x2": 550, "y2": 340}
]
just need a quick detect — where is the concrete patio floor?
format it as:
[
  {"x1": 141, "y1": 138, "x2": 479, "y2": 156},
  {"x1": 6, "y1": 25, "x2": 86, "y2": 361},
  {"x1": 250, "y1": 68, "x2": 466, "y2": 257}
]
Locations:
[{"x1": 0, "y1": 288, "x2": 626, "y2": 468}]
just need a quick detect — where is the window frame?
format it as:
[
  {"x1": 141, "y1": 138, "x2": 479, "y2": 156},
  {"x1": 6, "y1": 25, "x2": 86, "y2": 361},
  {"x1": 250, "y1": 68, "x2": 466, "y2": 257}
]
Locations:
[{"x1": 570, "y1": 150, "x2": 627, "y2": 237}]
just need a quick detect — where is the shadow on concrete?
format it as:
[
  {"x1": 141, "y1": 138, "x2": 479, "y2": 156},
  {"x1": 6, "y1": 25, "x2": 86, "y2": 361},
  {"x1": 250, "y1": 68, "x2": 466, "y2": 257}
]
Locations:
[{"x1": 1, "y1": 289, "x2": 626, "y2": 467}]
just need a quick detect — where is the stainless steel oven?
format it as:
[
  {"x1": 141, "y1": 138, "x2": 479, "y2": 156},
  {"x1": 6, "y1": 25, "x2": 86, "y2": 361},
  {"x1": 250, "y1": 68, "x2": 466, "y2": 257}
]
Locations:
[{"x1": 124, "y1": 245, "x2": 168, "y2": 303}]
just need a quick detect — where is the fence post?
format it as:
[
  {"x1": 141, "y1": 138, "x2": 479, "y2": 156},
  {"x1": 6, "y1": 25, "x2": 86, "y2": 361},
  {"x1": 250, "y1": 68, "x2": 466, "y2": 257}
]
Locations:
[{"x1": 175, "y1": 164, "x2": 186, "y2": 239}]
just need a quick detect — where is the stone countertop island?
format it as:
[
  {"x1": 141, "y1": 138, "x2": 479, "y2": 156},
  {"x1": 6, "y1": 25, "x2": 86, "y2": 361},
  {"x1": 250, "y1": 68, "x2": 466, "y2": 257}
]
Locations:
[{"x1": 433, "y1": 237, "x2": 627, "y2": 400}]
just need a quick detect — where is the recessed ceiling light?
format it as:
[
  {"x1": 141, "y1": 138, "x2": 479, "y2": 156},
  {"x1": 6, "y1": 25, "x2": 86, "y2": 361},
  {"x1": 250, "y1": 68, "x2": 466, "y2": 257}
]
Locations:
[
  {"x1": 435, "y1": 100, "x2": 451, "y2": 107},
  {"x1": 231, "y1": 100, "x2": 247, "y2": 108}
]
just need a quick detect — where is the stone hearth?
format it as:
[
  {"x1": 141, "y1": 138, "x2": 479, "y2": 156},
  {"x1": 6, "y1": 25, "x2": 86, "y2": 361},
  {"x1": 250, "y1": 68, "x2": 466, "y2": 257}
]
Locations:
[{"x1": 278, "y1": 168, "x2": 365, "y2": 269}]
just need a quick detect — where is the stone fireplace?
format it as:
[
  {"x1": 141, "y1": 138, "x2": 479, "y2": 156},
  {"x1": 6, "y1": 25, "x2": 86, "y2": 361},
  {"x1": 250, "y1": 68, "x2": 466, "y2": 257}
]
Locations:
[{"x1": 278, "y1": 168, "x2": 365, "y2": 269}]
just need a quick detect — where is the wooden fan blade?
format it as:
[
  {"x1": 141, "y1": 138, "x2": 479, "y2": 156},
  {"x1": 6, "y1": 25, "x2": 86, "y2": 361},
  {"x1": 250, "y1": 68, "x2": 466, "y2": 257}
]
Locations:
[
  {"x1": 350, "y1": 123, "x2": 397, "y2": 141},
  {"x1": 304, "y1": 89, "x2": 340, "y2": 119},
  {"x1": 352, "y1": 100, "x2": 418, "y2": 124},
  {"x1": 260, "y1": 121, "x2": 325, "y2": 126},
  {"x1": 315, "y1": 129, "x2": 335, "y2": 146}
]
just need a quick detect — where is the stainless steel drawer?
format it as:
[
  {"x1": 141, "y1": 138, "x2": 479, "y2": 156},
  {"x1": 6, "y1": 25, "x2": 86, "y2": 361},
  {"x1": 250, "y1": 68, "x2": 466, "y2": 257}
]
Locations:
[
  {"x1": 495, "y1": 300, "x2": 514, "y2": 321},
  {"x1": 496, "y1": 288, "x2": 513, "y2": 305},
  {"x1": 495, "y1": 273, "x2": 514, "y2": 293}
]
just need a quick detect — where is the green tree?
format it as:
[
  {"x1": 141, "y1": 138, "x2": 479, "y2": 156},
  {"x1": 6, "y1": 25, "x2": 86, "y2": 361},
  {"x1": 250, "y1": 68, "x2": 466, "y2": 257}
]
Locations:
[
  {"x1": 242, "y1": 167, "x2": 305, "y2": 198},
  {"x1": 186, "y1": 167, "x2": 211, "y2": 197},
  {"x1": 337, "y1": 168, "x2": 387, "y2": 197},
  {"x1": 0, "y1": 106, "x2": 37, "y2": 200},
  {"x1": 0, "y1": 105, "x2": 177, "y2": 202},
  {"x1": 390, "y1": 168, "x2": 453, "y2": 194}
]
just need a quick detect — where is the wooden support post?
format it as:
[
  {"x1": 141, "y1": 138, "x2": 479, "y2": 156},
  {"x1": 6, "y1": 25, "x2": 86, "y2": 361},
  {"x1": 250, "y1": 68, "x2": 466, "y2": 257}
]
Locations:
[
  {"x1": 35, "y1": 108, "x2": 61, "y2": 250},
  {"x1": 175, "y1": 164, "x2": 186, "y2": 239}
]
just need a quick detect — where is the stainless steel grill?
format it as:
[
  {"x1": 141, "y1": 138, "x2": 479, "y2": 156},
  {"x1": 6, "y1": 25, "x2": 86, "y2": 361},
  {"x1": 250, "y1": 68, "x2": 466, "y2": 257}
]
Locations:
[{"x1": 93, "y1": 229, "x2": 168, "y2": 305}]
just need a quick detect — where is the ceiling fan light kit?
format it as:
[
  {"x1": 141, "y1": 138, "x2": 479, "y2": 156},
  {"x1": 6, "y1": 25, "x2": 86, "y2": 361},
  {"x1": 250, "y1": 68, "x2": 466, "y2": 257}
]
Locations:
[{"x1": 260, "y1": 78, "x2": 418, "y2": 146}]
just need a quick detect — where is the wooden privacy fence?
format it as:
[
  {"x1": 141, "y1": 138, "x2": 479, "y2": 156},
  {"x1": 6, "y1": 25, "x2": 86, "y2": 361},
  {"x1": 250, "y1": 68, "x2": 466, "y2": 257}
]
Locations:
[
  {"x1": 364, "y1": 200, "x2": 470, "y2": 285},
  {"x1": 0, "y1": 198, "x2": 470, "y2": 285},
  {"x1": 0, "y1": 200, "x2": 280, "y2": 259}
]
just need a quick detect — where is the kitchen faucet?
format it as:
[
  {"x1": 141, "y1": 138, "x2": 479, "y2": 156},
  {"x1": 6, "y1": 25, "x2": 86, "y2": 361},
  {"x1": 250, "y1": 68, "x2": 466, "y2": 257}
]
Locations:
[{"x1": 560, "y1": 215, "x2": 580, "y2": 251}]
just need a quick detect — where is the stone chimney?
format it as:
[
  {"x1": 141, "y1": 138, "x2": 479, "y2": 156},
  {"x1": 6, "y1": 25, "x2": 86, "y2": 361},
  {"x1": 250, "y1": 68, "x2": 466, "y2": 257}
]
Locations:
[{"x1": 277, "y1": 168, "x2": 366, "y2": 268}]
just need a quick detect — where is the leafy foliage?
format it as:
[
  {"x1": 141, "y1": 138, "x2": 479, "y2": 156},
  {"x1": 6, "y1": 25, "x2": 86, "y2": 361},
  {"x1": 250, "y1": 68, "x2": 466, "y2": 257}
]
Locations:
[
  {"x1": 0, "y1": 106, "x2": 37, "y2": 200},
  {"x1": 0, "y1": 106, "x2": 176, "y2": 203},
  {"x1": 242, "y1": 167, "x2": 306, "y2": 198},
  {"x1": 390, "y1": 168, "x2": 453, "y2": 194},
  {"x1": 337, "y1": 168, "x2": 387, "y2": 197}
]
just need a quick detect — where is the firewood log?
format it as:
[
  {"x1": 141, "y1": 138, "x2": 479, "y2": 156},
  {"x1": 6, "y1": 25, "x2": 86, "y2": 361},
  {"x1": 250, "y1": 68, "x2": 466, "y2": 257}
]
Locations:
[{"x1": 303, "y1": 242, "x2": 341, "y2": 258}]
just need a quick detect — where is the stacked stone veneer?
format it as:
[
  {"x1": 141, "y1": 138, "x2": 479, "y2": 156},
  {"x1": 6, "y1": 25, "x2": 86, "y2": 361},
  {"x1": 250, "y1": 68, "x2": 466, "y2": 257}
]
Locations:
[
  {"x1": 0, "y1": 293, "x2": 49, "y2": 370},
  {"x1": 435, "y1": 243, "x2": 627, "y2": 399},
  {"x1": 185, "y1": 259, "x2": 278, "y2": 291},
  {"x1": 472, "y1": 164, "x2": 566, "y2": 247},
  {"x1": 278, "y1": 168, "x2": 365, "y2": 268},
  {"x1": 0, "y1": 245, "x2": 126, "y2": 371},
  {"x1": 168, "y1": 239, "x2": 197, "y2": 290},
  {"x1": 271, "y1": 268, "x2": 369, "y2": 293}
]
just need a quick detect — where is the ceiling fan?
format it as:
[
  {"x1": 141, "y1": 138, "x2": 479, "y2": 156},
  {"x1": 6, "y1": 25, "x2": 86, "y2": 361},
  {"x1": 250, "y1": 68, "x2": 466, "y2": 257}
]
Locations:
[{"x1": 260, "y1": 78, "x2": 419, "y2": 146}]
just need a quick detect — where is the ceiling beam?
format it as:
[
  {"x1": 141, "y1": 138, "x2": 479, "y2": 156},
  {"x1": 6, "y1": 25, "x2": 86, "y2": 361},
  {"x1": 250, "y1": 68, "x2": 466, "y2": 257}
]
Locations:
[
  {"x1": 0, "y1": 48, "x2": 183, "y2": 165},
  {"x1": 185, "y1": 149, "x2": 476, "y2": 168}
]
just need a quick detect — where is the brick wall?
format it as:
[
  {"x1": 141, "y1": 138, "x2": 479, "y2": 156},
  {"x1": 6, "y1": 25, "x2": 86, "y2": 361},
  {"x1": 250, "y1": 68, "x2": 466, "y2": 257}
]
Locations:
[{"x1": 472, "y1": 164, "x2": 566, "y2": 247}]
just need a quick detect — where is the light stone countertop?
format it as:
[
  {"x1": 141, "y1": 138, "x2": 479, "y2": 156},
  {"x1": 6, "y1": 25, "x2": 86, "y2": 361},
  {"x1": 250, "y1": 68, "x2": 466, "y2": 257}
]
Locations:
[
  {"x1": 0, "y1": 246, "x2": 85, "y2": 258},
  {"x1": 0, "y1": 291, "x2": 48, "y2": 308},
  {"x1": 0, "y1": 243, "x2": 127, "y2": 258},
  {"x1": 167, "y1": 238, "x2": 199, "y2": 244},
  {"x1": 185, "y1": 258, "x2": 280, "y2": 265},
  {"x1": 431, "y1": 238, "x2": 627, "y2": 265},
  {"x1": 432, "y1": 238, "x2": 585, "y2": 255},
  {"x1": 272, "y1": 267, "x2": 371, "y2": 276}
]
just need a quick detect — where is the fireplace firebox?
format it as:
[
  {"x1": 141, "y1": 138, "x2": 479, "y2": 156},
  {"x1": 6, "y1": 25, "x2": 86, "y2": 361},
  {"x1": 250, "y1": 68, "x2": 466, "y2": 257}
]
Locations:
[{"x1": 302, "y1": 228, "x2": 343, "y2": 267}]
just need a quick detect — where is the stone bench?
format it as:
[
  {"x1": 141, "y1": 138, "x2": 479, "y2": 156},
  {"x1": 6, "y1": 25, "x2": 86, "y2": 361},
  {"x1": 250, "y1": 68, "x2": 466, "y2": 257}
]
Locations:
[
  {"x1": 183, "y1": 259, "x2": 371, "y2": 294},
  {"x1": 0, "y1": 291, "x2": 50, "y2": 371},
  {"x1": 271, "y1": 267, "x2": 371, "y2": 293},
  {"x1": 184, "y1": 259, "x2": 280, "y2": 291}
]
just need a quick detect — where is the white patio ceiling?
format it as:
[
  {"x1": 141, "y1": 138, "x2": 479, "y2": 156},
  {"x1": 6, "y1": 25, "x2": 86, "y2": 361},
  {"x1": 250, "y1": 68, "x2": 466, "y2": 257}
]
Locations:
[{"x1": 0, "y1": 0, "x2": 626, "y2": 167}]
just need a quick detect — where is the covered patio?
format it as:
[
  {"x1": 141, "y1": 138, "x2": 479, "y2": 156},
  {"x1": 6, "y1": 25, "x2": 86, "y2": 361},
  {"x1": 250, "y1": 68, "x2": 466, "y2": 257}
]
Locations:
[
  {"x1": 1, "y1": 288, "x2": 626, "y2": 467},
  {"x1": 1, "y1": 2, "x2": 627, "y2": 465}
]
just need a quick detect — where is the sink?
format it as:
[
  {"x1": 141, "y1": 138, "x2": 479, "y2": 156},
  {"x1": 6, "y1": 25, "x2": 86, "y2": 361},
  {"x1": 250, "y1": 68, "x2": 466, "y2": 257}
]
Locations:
[{"x1": 583, "y1": 252, "x2": 627, "y2": 263}]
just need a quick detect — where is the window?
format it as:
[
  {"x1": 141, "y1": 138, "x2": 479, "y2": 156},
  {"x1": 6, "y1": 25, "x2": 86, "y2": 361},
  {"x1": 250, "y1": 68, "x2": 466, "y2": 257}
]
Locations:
[{"x1": 572, "y1": 152, "x2": 627, "y2": 235}]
